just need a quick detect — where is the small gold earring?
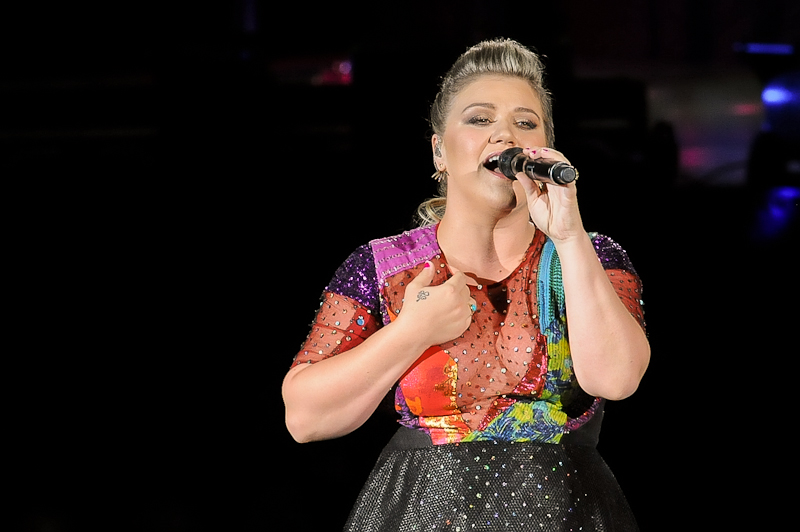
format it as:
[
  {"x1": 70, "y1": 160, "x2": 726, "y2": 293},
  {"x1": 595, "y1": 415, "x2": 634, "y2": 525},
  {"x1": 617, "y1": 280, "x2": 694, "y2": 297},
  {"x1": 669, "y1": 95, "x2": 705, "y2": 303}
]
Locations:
[{"x1": 431, "y1": 165, "x2": 448, "y2": 182}]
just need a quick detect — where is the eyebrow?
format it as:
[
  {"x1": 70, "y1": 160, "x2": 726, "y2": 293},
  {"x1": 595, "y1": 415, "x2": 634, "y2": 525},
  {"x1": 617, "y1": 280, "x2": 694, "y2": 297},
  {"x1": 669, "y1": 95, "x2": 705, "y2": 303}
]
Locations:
[{"x1": 462, "y1": 102, "x2": 541, "y2": 120}]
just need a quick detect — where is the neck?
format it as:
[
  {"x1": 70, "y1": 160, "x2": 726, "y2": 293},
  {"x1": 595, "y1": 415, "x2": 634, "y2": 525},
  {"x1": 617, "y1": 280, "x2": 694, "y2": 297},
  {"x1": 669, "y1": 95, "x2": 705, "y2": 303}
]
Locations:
[{"x1": 437, "y1": 207, "x2": 535, "y2": 284}]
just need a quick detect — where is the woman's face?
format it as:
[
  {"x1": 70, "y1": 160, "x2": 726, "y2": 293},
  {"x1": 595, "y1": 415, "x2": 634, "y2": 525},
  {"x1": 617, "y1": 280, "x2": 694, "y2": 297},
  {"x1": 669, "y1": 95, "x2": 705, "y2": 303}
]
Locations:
[{"x1": 434, "y1": 75, "x2": 547, "y2": 216}]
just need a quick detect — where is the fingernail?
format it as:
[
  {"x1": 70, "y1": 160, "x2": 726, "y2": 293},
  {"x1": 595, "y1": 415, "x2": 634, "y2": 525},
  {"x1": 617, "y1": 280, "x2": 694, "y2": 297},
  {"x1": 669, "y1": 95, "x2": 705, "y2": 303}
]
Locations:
[{"x1": 424, "y1": 261, "x2": 431, "y2": 268}]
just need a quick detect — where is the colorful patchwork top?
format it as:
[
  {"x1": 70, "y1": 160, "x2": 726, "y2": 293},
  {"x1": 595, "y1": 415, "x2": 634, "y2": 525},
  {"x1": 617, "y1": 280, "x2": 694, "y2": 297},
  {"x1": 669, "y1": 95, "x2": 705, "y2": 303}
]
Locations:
[{"x1": 291, "y1": 224, "x2": 645, "y2": 446}]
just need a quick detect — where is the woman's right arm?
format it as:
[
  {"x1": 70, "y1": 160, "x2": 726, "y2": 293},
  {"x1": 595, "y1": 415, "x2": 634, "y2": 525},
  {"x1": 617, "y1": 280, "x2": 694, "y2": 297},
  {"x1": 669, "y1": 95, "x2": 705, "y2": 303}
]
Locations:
[{"x1": 282, "y1": 262, "x2": 475, "y2": 443}]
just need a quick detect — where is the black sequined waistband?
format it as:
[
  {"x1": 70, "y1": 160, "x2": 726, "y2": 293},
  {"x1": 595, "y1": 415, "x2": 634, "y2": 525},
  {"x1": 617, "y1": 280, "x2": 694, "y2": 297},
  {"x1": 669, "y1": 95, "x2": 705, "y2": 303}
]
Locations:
[
  {"x1": 383, "y1": 427, "x2": 435, "y2": 451},
  {"x1": 383, "y1": 426, "x2": 600, "y2": 452}
]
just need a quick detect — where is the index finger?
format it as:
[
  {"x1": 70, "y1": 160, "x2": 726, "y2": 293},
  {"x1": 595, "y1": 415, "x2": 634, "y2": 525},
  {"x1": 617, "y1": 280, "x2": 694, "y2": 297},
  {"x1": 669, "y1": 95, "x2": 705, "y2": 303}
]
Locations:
[
  {"x1": 446, "y1": 264, "x2": 480, "y2": 287},
  {"x1": 524, "y1": 146, "x2": 572, "y2": 165}
]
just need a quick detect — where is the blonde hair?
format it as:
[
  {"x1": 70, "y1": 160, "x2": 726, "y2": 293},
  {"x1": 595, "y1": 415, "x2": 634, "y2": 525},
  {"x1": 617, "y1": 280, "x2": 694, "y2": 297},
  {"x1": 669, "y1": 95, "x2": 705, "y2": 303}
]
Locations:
[{"x1": 415, "y1": 39, "x2": 555, "y2": 226}]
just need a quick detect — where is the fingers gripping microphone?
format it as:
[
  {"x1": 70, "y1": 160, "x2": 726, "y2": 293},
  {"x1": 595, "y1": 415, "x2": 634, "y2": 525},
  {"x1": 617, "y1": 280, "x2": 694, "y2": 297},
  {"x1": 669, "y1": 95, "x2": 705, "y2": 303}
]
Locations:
[{"x1": 497, "y1": 147, "x2": 578, "y2": 185}]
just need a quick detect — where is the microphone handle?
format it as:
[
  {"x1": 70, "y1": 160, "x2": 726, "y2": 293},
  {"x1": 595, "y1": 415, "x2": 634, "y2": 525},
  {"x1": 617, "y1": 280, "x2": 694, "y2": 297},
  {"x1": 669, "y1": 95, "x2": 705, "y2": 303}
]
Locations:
[{"x1": 514, "y1": 154, "x2": 578, "y2": 185}]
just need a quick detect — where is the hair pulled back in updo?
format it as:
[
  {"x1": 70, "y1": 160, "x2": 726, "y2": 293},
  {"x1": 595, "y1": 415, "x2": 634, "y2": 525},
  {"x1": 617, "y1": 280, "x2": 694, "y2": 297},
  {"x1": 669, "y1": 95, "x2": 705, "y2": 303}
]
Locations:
[{"x1": 415, "y1": 38, "x2": 554, "y2": 227}]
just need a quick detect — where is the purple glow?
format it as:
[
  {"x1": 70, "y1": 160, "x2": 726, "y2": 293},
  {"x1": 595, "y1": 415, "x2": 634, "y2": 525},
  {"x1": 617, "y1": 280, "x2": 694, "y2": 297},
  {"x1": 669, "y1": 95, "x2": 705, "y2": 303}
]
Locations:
[
  {"x1": 761, "y1": 71, "x2": 800, "y2": 138},
  {"x1": 754, "y1": 186, "x2": 800, "y2": 240},
  {"x1": 770, "y1": 186, "x2": 800, "y2": 206},
  {"x1": 312, "y1": 60, "x2": 353, "y2": 85},
  {"x1": 270, "y1": 56, "x2": 353, "y2": 85},
  {"x1": 338, "y1": 61, "x2": 353, "y2": 76},
  {"x1": 742, "y1": 43, "x2": 795, "y2": 55}
]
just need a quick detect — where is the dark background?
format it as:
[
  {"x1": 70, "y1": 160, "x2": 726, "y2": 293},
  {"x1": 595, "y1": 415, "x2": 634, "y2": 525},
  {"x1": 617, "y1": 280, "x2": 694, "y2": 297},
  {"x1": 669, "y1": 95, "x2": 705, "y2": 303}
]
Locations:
[{"x1": 5, "y1": 1, "x2": 798, "y2": 531}]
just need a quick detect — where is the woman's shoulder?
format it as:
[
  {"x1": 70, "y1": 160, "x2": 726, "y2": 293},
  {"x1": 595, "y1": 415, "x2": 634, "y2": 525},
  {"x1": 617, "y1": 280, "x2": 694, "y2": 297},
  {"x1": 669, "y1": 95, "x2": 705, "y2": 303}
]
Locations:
[
  {"x1": 587, "y1": 232, "x2": 638, "y2": 274},
  {"x1": 369, "y1": 225, "x2": 440, "y2": 260},
  {"x1": 369, "y1": 225, "x2": 442, "y2": 281},
  {"x1": 325, "y1": 225, "x2": 441, "y2": 310},
  {"x1": 325, "y1": 243, "x2": 379, "y2": 310}
]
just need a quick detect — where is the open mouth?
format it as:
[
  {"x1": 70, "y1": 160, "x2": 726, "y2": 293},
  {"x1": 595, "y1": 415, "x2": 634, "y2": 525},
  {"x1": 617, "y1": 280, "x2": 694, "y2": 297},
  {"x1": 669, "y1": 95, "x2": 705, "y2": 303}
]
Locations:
[{"x1": 483, "y1": 153, "x2": 502, "y2": 173}]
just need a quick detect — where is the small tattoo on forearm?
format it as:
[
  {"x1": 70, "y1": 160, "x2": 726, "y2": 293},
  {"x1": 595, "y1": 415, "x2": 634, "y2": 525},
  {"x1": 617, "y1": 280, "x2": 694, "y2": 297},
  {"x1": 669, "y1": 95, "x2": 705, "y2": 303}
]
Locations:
[{"x1": 416, "y1": 290, "x2": 430, "y2": 302}]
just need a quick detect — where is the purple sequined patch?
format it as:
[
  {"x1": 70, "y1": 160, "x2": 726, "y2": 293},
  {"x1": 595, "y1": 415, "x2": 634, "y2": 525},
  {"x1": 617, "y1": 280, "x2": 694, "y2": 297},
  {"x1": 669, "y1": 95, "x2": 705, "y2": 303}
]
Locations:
[
  {"x1": 591, "y1": 233, "x2": 637, "y2": 275},
  {"x1": 325, "y1": 244, "x2": 380, "y2": 311},
  {"x1": 371, "y1": 225, "x2": 440, "y2": 286}
]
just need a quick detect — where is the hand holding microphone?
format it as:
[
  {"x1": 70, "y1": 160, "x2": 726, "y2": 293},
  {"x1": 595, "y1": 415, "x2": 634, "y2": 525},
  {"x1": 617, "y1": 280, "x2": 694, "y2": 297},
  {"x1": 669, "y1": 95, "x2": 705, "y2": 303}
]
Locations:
[
  {"x1": 503, "y1": 146, "x2": 585, "y2": 243},
  {"x1": 498, "y1": 147, "x2": 578, "y2": 185}
]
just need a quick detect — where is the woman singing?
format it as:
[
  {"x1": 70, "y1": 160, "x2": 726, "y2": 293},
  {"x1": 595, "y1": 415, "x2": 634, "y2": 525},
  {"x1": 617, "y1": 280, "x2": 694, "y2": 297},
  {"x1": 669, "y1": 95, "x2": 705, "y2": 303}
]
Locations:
[{"x1": 282, "y1": 38, "x2": 650, "y2": 531}]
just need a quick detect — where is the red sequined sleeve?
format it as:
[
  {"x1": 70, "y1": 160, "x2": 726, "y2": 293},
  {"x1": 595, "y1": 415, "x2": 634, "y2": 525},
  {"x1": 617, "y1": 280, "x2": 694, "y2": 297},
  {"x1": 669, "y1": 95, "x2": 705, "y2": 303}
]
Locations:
[
  {"x1": 605, "y1": 270, "x2": 645, "y2": 329},
  {"x1": 592, "y1": 234, "x2": 646, "y2": 330},
  {"x1": 291, "y1": 245, "x2": 382, "y2": 368}
]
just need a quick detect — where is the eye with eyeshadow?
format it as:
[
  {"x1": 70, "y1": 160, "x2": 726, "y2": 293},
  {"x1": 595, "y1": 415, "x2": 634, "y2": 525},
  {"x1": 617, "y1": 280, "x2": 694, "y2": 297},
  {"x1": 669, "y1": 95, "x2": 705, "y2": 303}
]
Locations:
[{"x1": 466, "y1": 115, "x2": 493, "y2": 126}]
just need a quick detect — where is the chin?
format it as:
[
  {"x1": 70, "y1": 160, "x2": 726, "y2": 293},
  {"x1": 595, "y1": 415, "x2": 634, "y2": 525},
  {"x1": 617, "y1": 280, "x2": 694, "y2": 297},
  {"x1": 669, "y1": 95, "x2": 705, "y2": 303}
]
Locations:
[
  {"x1": 451, "y1": 174, "x2": 527, "y2": 216},
  {"x1": 483, "y1": 184, "x2": 526, "y2": 216}
]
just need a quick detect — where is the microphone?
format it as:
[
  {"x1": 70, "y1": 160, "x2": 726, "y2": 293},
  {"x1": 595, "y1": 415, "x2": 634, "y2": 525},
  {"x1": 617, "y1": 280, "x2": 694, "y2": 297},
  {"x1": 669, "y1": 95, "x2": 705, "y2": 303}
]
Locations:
[{"x1": 498, "y1": 147, "x2": 578, "y2": 185}]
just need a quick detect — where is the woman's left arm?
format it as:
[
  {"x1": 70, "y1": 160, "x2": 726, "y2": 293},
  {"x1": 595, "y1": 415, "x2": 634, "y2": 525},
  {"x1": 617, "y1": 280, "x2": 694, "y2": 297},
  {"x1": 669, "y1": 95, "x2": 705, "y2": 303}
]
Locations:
[
  {"x1": 516, "y1": 147, "x2": 650, "y2": 400},
  {"x1": 554, "y1": 234, "x2": 650, "y2": 400}
]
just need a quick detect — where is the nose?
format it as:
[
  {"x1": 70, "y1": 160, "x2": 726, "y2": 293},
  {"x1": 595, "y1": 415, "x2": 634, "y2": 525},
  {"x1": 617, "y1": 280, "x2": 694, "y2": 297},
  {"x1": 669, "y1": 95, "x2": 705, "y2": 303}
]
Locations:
[{"x1": 488, "y1": 118, "x2": 519, "y2": 146}]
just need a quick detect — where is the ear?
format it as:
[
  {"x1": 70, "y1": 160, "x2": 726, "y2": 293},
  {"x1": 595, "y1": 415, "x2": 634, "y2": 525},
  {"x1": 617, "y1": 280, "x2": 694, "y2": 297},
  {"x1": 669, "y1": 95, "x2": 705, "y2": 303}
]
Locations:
[{"x1": 431, "y1": 134, "x2": 445, "y2": 166}]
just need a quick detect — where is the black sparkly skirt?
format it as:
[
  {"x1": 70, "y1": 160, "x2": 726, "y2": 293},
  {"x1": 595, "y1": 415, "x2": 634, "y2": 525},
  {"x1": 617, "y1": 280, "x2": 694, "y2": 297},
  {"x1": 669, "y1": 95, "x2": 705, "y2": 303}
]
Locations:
[{"x1": 344, "y1": 428, "x2": 638, "y2": 531}]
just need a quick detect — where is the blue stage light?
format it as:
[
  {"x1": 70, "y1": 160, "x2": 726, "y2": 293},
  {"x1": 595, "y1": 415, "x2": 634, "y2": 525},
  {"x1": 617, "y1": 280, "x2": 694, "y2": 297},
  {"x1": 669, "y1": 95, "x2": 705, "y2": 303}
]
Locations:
[
  {"x1": 760, "y1": 71, "x2": 800, "y2": 139},
  {"x1": 753, "y1": 186, "x2": 800, "y2": 240},
  {"x1": 763, "y1": 86, "x2": 793, "y2": 105},
  {"x1": 741, "y1": 43, "x2": 794, "y2": 55}
]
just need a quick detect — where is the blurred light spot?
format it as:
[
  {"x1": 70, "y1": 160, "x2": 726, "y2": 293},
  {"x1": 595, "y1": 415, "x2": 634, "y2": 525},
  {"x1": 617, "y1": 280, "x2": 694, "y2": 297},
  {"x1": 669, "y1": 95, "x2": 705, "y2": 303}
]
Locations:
[
  {"x1": 731, "y1": 103, "x2": 762, "y2": 116},
  {"x1": 735, "y1": 42, "x2": 795, "y2": 55},
  {"x1": 753, "y1": 186, "x2": 800, "y2": 240},
  {"x1": 763, "y1": 87, "x2": 793, "y2": 105},
  {"x1": 312, "y1": 60, "x2": 353, "y2": 86},
  {"x1": 270, "y1": 56, "x2": 353, "y2": 86},
  {"x1": 761, "y1": 71, "x2": 800, "y2": 138},
  {"x1": 681, "y1": 146, "x2": 713, "y2": 169}
]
